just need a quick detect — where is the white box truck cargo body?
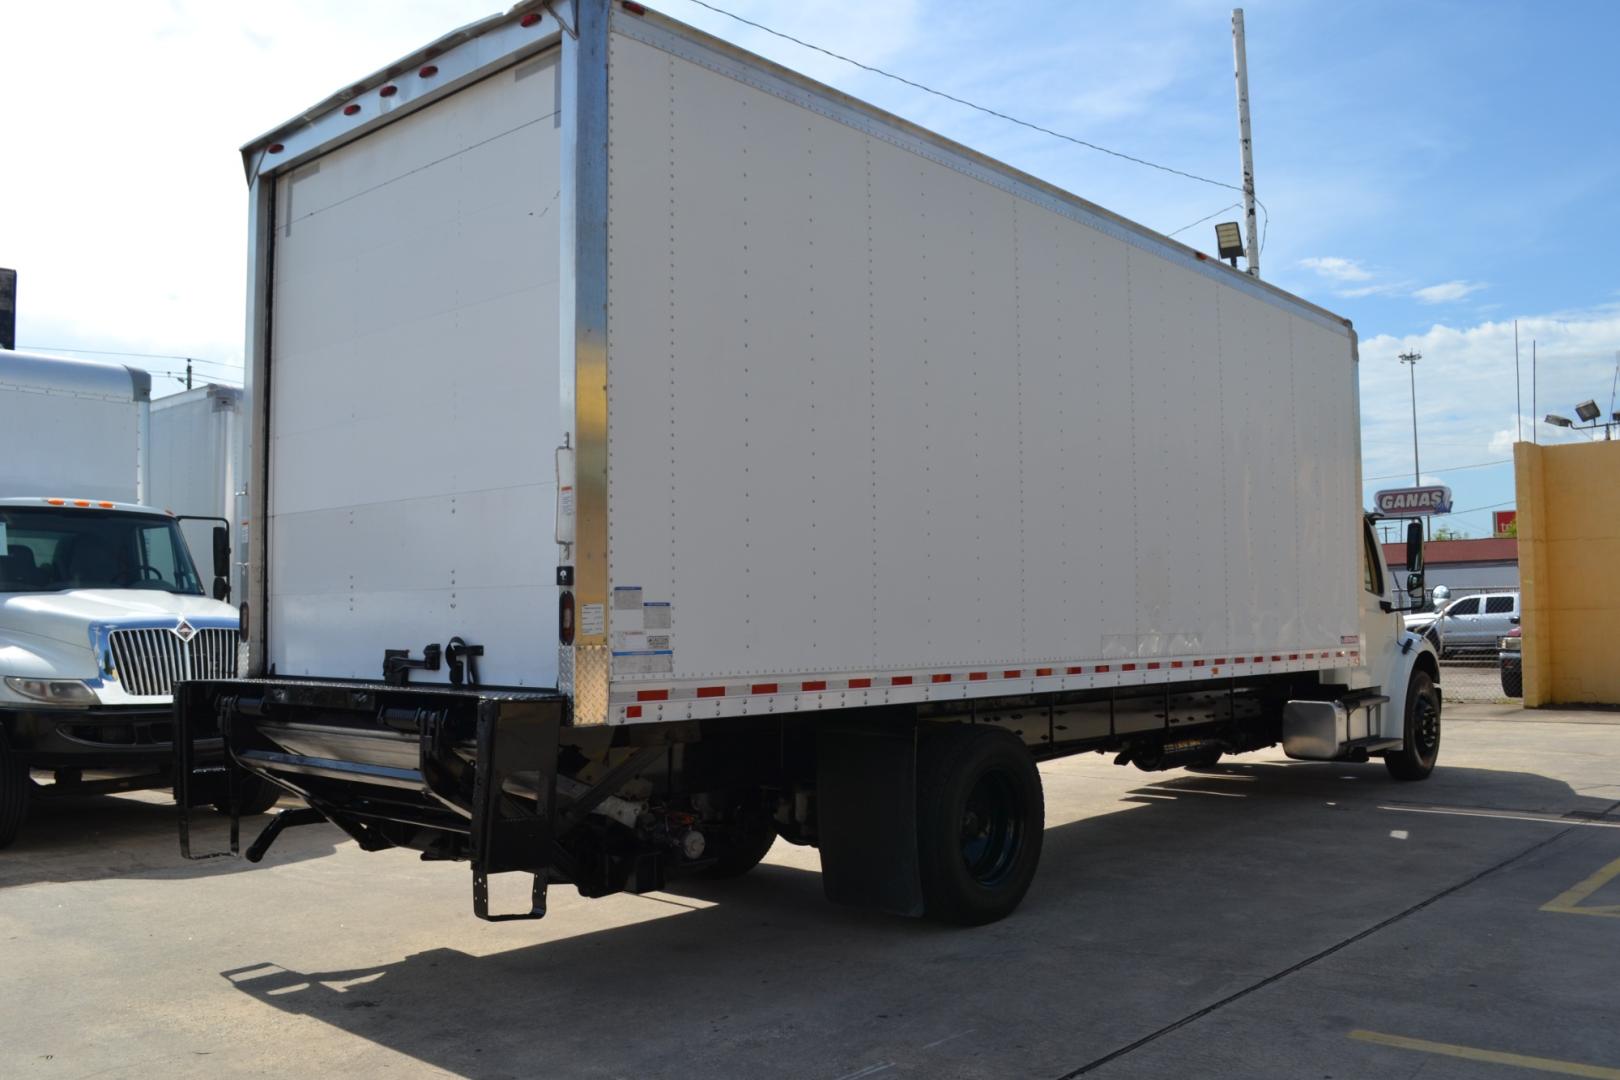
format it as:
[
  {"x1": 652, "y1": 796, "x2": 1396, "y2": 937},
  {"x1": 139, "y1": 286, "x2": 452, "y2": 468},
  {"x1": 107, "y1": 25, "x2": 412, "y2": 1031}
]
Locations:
[
  {"x1": 149, "y1": 384, "x2": 245, "y2": 600},
  {"x1": 181, "y1": 0, "x2": 1442, "y2": 923},
  {"x1": 0, "y1": 351, "x2": 150, "y2": 504}
]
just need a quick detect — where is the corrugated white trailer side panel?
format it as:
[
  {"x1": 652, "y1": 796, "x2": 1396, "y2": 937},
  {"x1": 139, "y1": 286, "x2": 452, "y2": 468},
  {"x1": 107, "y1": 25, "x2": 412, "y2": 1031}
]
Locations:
[
  {"x1": 0, "y1": 351, "x2": 148, "y2": 504},
  {"x1": 600, "y1": 14, "x2": 1359, "y2": 722},
  {"x1": 263, "y1": 53, "x2": 563, "y2": 685}
]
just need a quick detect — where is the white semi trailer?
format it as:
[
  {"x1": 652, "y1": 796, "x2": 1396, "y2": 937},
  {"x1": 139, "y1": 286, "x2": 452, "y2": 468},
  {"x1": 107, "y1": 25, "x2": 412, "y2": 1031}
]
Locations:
[{"x1": 178, "y1": 0, "x2": 1441, "y2": 923}]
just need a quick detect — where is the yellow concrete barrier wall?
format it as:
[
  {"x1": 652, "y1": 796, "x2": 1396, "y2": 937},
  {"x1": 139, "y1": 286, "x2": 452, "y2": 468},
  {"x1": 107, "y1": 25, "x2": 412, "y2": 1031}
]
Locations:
[{"x1": 1514, "y1": 439, "x2": 1620, "y2": 706}]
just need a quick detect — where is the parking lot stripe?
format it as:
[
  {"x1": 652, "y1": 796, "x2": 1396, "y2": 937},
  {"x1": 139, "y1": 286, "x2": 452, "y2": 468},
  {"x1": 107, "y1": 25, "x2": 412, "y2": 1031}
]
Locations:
[
  {"x1": 1349, "y1": 1030, "x2": 1620, "y2": 1078},
  {"x1": 1380, "y1": 804, "x2": 1620, "y2": 829},
  {"x1": 1055, "y1": 827, "x2": 1574, "y2": 1078},
  {"x1": 1541, "y1": 855, "x2": 1620, "y2": 919}
]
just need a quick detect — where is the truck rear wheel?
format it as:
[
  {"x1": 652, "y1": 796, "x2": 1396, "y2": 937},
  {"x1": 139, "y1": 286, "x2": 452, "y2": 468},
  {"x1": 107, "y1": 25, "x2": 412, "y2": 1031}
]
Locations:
[
  {"x1": 0, "y1": 746, "x2": 30, "y2": 850},
  {"x1": 917, "y1": 726, "x2": 1043, "y2": 925},
  {"x1": 1385, "y1": 670, "x2": 1441, "y2": 781},
  {"x1": 700, "y1": 807, "x2": 778, "y2": 879}
]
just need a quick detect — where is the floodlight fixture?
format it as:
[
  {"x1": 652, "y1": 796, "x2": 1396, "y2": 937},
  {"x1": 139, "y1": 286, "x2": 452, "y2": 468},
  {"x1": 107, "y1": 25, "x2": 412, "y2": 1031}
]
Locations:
[
  {"x1": 1575, "y1": 399, "x2": 1602, "y2": 423},
  {"x1": 1544, "y1": 413, "x2": 1573, "y2": 427},
  {"x1": 1213, "y1": 222, "x2": 1244, "y2": 267}
]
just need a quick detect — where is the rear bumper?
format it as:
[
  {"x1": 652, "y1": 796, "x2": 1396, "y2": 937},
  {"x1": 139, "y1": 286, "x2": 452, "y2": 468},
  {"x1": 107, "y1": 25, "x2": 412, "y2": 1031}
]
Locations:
[
  {"x1": 176, "y1": 677, "x2": 570, "y2": 917},
  {"x1": 2, "y1": 705, "x2": 222, "y2": 769}
]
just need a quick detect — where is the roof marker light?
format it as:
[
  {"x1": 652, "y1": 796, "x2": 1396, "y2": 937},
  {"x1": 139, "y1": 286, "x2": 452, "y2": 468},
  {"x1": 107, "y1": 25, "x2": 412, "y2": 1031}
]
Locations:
[
  {"x1": 97, "y1": 501, "x2": 113, "y2": 508},
  {"x1": 520, "y1": 11, "x2": 543, "y2": 27},
  {"x1": 418, "y1": 64, "x2": 439, "y2": 78},
  {"x1": 343, "y1": 103, "x2": 361, "y2": 116},
  {"x1": 267, "y1": 143, "x2": 284, "y2": 154},
  {"x1": 622, "y1": 0, "x2": 647, "y2": 13},
  {"x1": 45, "y1": 498, "x2": 65, "y2": 505},
  {"x1": 379, "y1": 84, "x2": 398, "y2": 98},
  {"x1": 73, "y1": 499, "x2": 90, "y2": 507}
]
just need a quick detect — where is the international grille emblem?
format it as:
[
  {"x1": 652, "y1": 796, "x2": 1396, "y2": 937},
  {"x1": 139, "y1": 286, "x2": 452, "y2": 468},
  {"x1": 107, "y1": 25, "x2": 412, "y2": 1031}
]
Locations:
[{"x1": 171, "y1": 618, "x2": 197, "y2": 643}]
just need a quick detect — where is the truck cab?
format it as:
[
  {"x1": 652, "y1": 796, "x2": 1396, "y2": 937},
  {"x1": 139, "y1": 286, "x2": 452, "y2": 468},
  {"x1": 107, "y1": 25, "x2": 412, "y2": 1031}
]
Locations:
[{"x1": 0, "y1": 497, "x2": 258, "y2": 846}]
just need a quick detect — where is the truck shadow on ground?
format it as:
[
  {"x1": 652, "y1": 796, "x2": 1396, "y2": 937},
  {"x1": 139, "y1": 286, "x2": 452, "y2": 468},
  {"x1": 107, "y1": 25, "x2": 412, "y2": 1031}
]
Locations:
[
  {"x1": 215, "y1": 760, "x2": 1618, "y2": 1080},
  {"x1": 0, "y1": 790, "x2": 339, "y2": 888}
]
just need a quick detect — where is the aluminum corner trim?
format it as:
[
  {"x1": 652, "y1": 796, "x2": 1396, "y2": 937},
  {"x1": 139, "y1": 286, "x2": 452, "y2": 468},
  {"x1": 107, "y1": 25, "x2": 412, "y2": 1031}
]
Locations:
[
  {"x1": 244, "y1": 176, "x2": 275, "y2": 676},
  {"x1": 564, "y1": 0, "x2": 611, "y2": 724}
]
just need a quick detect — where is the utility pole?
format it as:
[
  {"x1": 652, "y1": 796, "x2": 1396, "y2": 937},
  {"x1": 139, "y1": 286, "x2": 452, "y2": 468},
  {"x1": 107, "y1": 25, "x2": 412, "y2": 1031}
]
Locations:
[
  {"x1": 1231, "y1": 10, "x2": 1260, "y2": 278},
  {"x1": 185, "y1": 359, "x2": 193, "y2": 390}
]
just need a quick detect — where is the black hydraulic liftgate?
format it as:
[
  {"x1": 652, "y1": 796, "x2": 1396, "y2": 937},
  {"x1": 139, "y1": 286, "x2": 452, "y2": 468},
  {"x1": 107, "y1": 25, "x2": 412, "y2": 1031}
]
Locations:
[{"x1": 175, "y1": 678, "x2": 571, "y2": 920}]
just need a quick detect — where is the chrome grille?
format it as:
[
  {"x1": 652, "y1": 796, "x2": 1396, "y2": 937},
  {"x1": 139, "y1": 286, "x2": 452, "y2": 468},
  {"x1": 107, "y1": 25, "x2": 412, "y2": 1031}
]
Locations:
[{"x1": 108, "y1": 627, "x2": 238, "y2": 697}]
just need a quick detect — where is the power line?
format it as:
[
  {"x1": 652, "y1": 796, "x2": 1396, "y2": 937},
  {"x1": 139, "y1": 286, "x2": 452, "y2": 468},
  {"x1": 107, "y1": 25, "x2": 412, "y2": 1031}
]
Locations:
[
  {"x1": 1364, "y1": 459, "x2": 1511, "y2": 482},
  {"x1": 1168, "y1": 203, "x2": 1241, "y2": 238},
  {"x1": 678, "y1": 0, "x2": 1272, "y2": 242},
  {"x1": 19, "y1": 344, "x2": 241, "y2": 371}
]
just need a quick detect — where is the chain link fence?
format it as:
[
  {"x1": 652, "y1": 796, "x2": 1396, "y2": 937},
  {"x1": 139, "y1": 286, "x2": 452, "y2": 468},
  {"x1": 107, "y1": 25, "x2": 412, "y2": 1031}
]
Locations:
[{"x1": 1441, "y1": 657, "x2": 1515, "y2": 704}]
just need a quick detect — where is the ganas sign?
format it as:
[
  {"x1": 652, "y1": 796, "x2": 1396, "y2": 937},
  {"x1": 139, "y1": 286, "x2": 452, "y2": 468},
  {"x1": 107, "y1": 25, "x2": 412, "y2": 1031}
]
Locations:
[{"x1": 1373, "y1": 485, "x2": 1452, "y2": 516}]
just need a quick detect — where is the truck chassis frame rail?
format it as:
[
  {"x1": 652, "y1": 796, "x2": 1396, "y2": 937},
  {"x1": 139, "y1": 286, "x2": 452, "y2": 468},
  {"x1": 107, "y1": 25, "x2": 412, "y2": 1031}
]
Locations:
[{"x1": 175, "y1": 678, "x2": 571, "y2": 919}]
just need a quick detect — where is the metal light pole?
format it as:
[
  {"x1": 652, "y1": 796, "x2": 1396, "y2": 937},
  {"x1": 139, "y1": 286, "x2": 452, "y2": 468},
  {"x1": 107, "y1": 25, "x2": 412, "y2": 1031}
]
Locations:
[
  {"x1": 1231, "y1": 10, "x2": 1260, "y2": 278},
  {"x1": 1399, "y1": 351, "x2": 1421, "y2": 484},
  {"x1": 1399, "y1": 350, "x2": 1424, "y2": 538}
]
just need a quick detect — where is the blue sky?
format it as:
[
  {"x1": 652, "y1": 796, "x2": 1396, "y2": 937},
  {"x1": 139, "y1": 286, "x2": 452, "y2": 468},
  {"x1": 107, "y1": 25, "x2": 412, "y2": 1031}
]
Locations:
[{"x1": 3, "y1": 0, "x2": 1616, "y2": 537}]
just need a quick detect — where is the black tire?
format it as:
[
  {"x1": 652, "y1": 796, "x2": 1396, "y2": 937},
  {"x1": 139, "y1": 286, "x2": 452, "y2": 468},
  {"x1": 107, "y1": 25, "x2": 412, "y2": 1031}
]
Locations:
[
  {"x1": 0, "y1": 746, "x2": 30, "y2": 850},
  {"x1": 213, "y1": 774, "x2": 283, "y2": 817},
  {"x1": 1501, "y1": 664, "x2": 1523, "y2": 698},
  {"x1": 700, "y1": 807, "x2": 778, "y2": 879},
  {"x1": 917, "y1": 726, "x2": 1044, "y2": 926},
  {"x1": 1385, "y1": 670, "x2": 1441, "y2": 781}
]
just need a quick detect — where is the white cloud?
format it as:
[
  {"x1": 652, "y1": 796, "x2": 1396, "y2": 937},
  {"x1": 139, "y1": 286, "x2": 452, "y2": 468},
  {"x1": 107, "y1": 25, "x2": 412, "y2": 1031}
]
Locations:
[
  {"x1": 1413, "y1": 280, "x2": 1488, "y2": 304},
  {"x1": 1359, "y1": 304, "x2": 1620, "y2": 485},
  {"x1": 1301, "y1": 256, "x2": 1374, "y2": 282}
]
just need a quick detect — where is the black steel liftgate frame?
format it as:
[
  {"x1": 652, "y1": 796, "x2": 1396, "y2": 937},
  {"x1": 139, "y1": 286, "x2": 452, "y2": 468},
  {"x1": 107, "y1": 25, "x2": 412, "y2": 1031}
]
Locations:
[{"x1": 175, "y1": 678, "x2": 570, "y2": 920}]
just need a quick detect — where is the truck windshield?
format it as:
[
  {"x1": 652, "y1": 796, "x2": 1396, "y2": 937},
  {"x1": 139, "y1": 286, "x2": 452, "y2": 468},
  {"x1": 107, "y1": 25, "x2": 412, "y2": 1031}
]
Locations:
[{"x1": 0, "y1": 508, "x2": 204, "y2": 595}]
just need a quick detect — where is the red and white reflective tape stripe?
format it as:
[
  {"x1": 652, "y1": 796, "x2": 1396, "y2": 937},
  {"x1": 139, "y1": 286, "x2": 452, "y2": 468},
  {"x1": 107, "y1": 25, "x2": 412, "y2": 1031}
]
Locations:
[{"x1": 610, "y1": 648, "x2": 1357, "y2": 708}]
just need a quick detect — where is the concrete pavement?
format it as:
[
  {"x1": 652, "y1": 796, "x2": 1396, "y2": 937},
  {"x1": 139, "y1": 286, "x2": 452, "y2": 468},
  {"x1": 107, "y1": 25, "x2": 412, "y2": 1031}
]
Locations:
[{"x1": 3, "y1": 705, "x2": 1618, "y2": 1079}]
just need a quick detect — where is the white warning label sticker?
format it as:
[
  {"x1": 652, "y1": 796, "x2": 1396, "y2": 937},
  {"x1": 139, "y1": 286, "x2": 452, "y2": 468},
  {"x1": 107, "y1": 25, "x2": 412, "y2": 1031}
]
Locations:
[
  {"x1": 613, "y1": 650, "x2": 673, "y2": 675},
  {"x1": 643, "y1": 602, "x2": 671, "y2": 630},
  {"x1": 580, "y1": 603, "x2": 605, "y2": 636}
]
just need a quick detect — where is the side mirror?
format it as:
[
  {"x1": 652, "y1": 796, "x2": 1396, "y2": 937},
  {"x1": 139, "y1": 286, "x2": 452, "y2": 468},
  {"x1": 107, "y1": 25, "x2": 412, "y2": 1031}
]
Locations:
[
  {"x1": 1404, "y1": 521, "x2": 1424, "y2": 592},
  {"x1": 211, "y1": 525, "x2": 231, "y2": 602},
  {"x1": 1404, "y1": 574, "x2": 1424, "y2": 609}
]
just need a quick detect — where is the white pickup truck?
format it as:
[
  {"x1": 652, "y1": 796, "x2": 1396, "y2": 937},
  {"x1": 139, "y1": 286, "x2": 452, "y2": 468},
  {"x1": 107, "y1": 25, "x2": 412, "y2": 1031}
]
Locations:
[{"x1": 0, "y1": 351, "x2": 272, "y2": 848}]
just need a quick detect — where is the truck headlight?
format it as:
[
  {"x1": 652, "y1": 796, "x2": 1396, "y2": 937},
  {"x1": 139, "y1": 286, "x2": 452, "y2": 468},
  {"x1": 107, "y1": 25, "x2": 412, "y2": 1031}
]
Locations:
[{"x1": 4, "y1": 677, "x2": 100, "y2": 707}]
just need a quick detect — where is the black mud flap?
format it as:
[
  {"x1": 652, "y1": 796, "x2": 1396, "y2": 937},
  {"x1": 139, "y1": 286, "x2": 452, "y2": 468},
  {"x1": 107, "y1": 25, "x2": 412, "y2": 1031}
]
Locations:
[
  {"x1": 816, "y1": 719, "x2": 923, "y2": 917},
  {"x1": 174, "y1": 678, "x2": 566, "y2": 920}
]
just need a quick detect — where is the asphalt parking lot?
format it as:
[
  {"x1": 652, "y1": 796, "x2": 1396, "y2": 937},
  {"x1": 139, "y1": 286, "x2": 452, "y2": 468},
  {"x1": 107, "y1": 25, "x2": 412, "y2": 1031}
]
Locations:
[{"x1": 4, "y1": 703, "x2": 1619, "y2": 1080}]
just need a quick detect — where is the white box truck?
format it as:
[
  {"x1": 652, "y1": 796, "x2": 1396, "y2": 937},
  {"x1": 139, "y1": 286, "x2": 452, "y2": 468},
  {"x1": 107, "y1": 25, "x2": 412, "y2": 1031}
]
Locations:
[
  {"x1": 0, "y1": 351, "x2": 272, "y2": 849},
  {"x1": 177, "y1": 0, "x2": 1442, "y2": 923},
  {"x1": 150, "y1": 383, "x2": 247, "y2": 601}
]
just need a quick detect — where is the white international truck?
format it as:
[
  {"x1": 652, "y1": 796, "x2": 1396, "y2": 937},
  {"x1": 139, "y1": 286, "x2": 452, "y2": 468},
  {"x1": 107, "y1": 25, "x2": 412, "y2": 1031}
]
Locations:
[
  {"x1": 176, "y1": 0, "x2": 1441, "y2": 924},
  {"x1": 0, "y1": 351, "x2": 269, "y2": 849},
  {"x1": 150, "y1": 383, "x2": 247, "y2": 602}
]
